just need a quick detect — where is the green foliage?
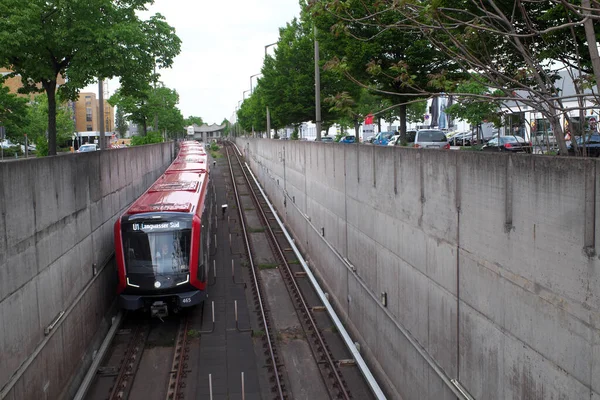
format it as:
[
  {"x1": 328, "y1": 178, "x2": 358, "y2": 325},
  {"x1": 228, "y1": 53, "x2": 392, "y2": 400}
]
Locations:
[
  {"x1": 24, "y1": 94, "x2": 75, "y2": 147},
  {"x1": 130, "y1": 131, "x2": 163, "y2": 146},
  {"x1": 110, "y1": 84, "x2": 184, "y2": 137},
  {"x1": 444, "y1": 77, "x2": 502, "y2": 127},
  {"x1": 290, "y1": 128, "x2": 299, "y2": 140},
  {"x1": 184, "y1": 116, "x2": 204, "y2": 126},
  {"x1": 0, "y1": 146, "x2": 22, "y2": 158},
  {"x1": 0, "y1": 0, "x2": 181, "y2": 155},
  {"x1": 35, "y1": 136, "x2": 49, "y2": 157},
  {"x1": 115, "y1": 107, "x2": 128, "y2": 137},
  {"x1": 310, "y1": 0, "x2": 465, "y2": 134},
  {"x1": 0, "y1": 85, "x2": 28, "y2": 141},
  {"x1": 209, "y1": 142, "x2": 219, "y2": 151}
]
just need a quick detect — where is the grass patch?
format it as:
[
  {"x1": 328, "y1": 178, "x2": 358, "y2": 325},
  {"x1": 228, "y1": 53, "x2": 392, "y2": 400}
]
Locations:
[
  {"x1": 187, "y1": 329, "x2": 200, "y2": 338},
  {"x1": 252, "y1": 329, "x2": 265, "y2": 337},
  {"x1": 289, "y1": 259, "x2": 300, "y2": 265},
  {"x1": 209, "y1": 150, "x2": 223, "y2": 159},
  {"x1": 258, "y1": 263, "x2": 278, "y2": 270},
  {"x1": 248, "y1": 227, "x2": 265, "y2": 233}
]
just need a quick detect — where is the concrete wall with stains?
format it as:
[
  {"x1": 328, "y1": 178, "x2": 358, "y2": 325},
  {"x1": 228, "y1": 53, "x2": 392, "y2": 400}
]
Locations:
[
  {"x1": 238, "y1": 138, "x2": 599, "y2": 400},
  {"x1": 0, "y1": 143, "x2": 173, "y2": 399}
]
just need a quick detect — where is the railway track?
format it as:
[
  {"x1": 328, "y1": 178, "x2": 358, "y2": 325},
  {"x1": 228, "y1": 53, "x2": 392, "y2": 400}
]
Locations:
[
  {"x1": 225, "y1": 141, "x2": 369, "y2": 400},
  {"x1": 75, "y1": 140, "x2": 381, "y2": 400},
  {"x1": 83, "y1": 312, "x2": 192, "y2": 400}
]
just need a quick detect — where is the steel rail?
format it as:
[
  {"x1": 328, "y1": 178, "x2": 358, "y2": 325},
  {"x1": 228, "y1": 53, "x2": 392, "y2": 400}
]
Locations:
[
  {"x1": 233, "y1": 141, "x2": 387, "y2": 400},
  {"x1": 166, "y1": 316, "x2": 190, "y2": 400},
  {"x1": 108, "y1": 323, "x2": 150, "y2": 400},
  {"x1": 225, "y1": 146, "x2": 285, "y2": 399},
  {"x1": 229, "y1": 143, "x2": 351, "y2": 399}
]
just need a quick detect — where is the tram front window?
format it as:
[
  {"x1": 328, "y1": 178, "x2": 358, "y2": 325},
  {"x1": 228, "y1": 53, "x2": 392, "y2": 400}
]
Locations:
[{"x1": 123, "y1": 229, "x2": 191, "y2": 277}]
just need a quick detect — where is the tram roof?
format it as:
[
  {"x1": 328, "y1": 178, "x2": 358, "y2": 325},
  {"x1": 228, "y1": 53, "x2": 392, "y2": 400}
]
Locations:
[{"x1": 125, "y1": 171, "x2": 207, "y2": 215}]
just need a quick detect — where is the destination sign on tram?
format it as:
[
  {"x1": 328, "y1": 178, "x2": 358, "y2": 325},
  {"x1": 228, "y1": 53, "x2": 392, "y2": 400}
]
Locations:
[{"x1": 131, "y1": 221, "x2": 181, "y2": 232}]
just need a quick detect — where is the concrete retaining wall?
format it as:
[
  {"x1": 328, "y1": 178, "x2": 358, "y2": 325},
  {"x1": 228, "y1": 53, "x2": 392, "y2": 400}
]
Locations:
[
  {"x1": 0, "y1": 143, "x2": 173, "y2": 399},
  {"x1": 238, "y1": 139, "x2": 599, "y2": 400}
]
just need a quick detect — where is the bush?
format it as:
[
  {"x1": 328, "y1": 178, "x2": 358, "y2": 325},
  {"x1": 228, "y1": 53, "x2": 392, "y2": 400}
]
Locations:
[
  {"x1": 210, "y1": 142, "x2": 219, "y2": 151},
  {"x1": 0, "y1": 146, "x2": 22, "y2": 158},
  {"x1": 35, "y1": 136, "x2": 49, "y2": 157},
  {"x1": 130, "y1": 131, "x2": 164, "y2": 146}
]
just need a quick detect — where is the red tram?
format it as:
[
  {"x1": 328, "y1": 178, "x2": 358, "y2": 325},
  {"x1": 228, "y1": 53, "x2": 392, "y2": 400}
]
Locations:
[{"x1": 114, "y1": 141, "x2": 213, "y2": 317}]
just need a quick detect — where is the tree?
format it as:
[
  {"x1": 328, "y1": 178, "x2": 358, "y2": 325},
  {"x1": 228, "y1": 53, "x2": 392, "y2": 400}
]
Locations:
[
  {"x1": 0, "y1": 0, "x2": 180, "y2": 155},
  {"x1": 110, "y1": 84, "x2": 184, "y2": 137},
  {"x1": 310, "y1": 0, "x2": 466, "y2": 137},
  {"x1": 316, "y1": 0, "x2": 600, "y2": 155},
  {"x1": 445, "y1": 79, "x2": 502, "y2": 129},
  {"x1": 0, "y1": 84, "x2": 28, "y2": 141},
  {"x1": 184, "y1": 116, "x2": 204, "y2": 126},
  {"x1": 115, "y1": 107, "x2": 128, "y2": 138},
  {"x1": 257, "y1": 18, "x2": 353, "y2": 132},
  {"x1": 24, "y1": 94, "x2": 75, "y2": 149}
]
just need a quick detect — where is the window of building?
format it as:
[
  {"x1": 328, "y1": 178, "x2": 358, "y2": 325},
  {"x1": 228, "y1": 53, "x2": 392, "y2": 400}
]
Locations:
[
  {"x1": 87, "y1": 125, "x2": 93, "y2": 131},
  {"x1": 86, "y1": 107, "x2": 92, "y2": 121}
]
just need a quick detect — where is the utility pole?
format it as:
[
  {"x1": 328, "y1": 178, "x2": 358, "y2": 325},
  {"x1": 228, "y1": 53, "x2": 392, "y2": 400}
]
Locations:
[
  {"x1": 264, "y1": 42, "x2": 278, "y2": 140},
  {"x1": 98, "y1": 79, "x2": 105, "y2": 150},
  {"x1": 266, "y1": 107, "x2": 271, "y2": 139},
  {"x1": 314, "y1": 26, "x2": 322, "y2": 141}
]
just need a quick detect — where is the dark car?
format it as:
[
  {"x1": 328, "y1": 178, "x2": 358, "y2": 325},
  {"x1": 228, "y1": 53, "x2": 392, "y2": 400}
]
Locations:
[
  {"x1": 481, "y1": 136, "x2": 530, "y2": 153},
  {"x1": 565, "y1": 134, "x2": 600, "y2": 157},
  {"x1": 340, "y1": 135, "x2": 357, "y2": 144}
]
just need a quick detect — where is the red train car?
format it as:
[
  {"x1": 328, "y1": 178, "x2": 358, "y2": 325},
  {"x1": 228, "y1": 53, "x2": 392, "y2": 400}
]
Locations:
[{"x1": 114, "y1": 141, "x2": 213, "y2": 317}]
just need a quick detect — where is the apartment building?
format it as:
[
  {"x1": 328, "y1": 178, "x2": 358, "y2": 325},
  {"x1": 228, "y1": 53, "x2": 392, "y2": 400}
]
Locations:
[{"x1": 73, "y1": 92, "x2": 114, "y2": 133}]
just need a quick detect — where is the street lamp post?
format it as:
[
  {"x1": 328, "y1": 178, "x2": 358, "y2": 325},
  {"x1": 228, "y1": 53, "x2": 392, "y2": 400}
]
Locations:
[
  {"x1": 265, "y1": 42, "x2": 277, "y2": 57},
  {"x1": 264, "y1": 42, "x2": 278, "y2": 139},
  {"x1": 314, "y1": 26, "x2": 322, "y2": 141},
  {"x1": 250, "y1": 73, "x2": 261, "y2": 95},
  {"x1": 98, "y1": 79, "x2": 105, "y2": 150}
]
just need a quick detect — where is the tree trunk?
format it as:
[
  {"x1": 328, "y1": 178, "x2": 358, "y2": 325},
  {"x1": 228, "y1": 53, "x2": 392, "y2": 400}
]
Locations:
[
  {"x1": 354, "y1": 118, "x2": 360, "y2": 142},
  {"x1": 399, "y1": 103, "x2": 407, "y2": 143},
  {"x1": 43, "y1": 79, "x2": 58, "y2": 156},
  {"x1": 549, "y1": 113, "x2": 568, "y2": 155},
  {"x1": 582, "y1": 0, "x2": 600, "y2": 96}
]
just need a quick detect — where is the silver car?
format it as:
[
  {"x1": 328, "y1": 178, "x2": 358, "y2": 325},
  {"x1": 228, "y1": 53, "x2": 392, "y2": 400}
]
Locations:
[{"x1": 413, "y1": 129, "x2": 450, "y2": 149}]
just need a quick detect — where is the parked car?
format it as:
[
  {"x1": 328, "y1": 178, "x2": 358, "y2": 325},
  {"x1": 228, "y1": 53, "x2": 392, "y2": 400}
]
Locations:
[
  {"x1": 77, "y1": 143, "x2": 99, "y2": 152},
  {"x1": 340, "y1": 135, "x2": 357, "y2": 144},
  {"x1": 387, "y1": 135, "x2": 401, "y2": 146},
  {"x1": 20, "y1": 143, "x2": 37, "y2": 152},
  {"x1": 481, "y1": 136, "x2": 530, "y2": 153},
  {"x1": 413, "y1": 129, "x2": 450, "y2": 149},
  {"x1": 373, "y1": 131, "x2": 396, "y2": 146},
  {"x1": 564, "y1": 133, "x2": 600, "y2": 157},
  {"x1": 388, "y1": 131, "x2": 416, "y2": 146},
  {"x1": 448, "y1": 131, "x2": 473, "y2": 146},
  {"x1": 317, "y1": 136, "x2": 334, "y2": 143},
  {"x1": 0, "y1": 139, "x2": 16, "y2": 149}
]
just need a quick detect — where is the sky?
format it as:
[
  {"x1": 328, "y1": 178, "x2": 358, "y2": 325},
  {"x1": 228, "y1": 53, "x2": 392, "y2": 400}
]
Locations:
[{"x1": 84, "y1": 0, "x2": 301, "y2": 125}]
